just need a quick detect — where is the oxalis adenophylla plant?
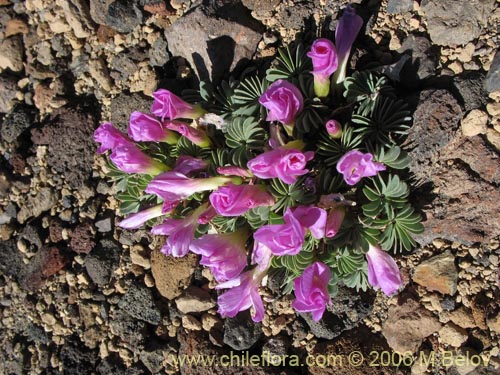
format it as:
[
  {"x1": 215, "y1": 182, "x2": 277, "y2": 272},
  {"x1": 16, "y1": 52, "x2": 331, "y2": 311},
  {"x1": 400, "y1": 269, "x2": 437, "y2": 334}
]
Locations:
[{"x1": 95, "y1": 4, "x2": 424, "y2": 322}]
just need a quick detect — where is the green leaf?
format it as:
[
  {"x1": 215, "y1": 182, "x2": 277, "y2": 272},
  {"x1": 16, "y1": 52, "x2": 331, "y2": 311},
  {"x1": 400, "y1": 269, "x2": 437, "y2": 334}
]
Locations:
[
  {"x1": 233, "y1": 75, "x2": 269, "y2": 117},
  {"x1": 225, "y1": 116, "x2": 266, "y2": 167},
  {"x1": 362, "y1": 174, "x2": 409, "y2": 217},
  {"x1": 266, "y1": 43, "x2": 311, "y2": 82},
  {"x1": 373, "y1": 145, "x2": 411, "y2": 170},
  {"x1": 269, "y1": 177, "x2": 316, "y2": 214},
  {"x1": 344, "y1": 71, "x2": 395, "y2": 113},
  {"x1": 317, "y1": 126, "x2": 364, "y2": 167}
]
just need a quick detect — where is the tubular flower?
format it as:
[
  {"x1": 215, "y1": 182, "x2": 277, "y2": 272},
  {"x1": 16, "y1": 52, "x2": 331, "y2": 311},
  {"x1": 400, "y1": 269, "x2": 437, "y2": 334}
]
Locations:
[
  {"x1": 247, "y1": 147, "x2": 314, "y2": 185},
  {"x1": 94, "y1": 122, "x2": 131, "y2": 154},
  {"x1": 173, "y1": 155, "x2": 208, "y2": 175},
  {"x1": 292, "y1": 205, "x2": 327, "y2": 239},
  {"x1": 336, "y1": 150, "x2": 385, "y2": 186},
  {"x1": 110, "y1": 144, "x2": 168, "y2": 175},
  {"x1": 209, "y1": 183, "x2": 274, "y2": 216},
  {"x1": 190, "y1": 230, "x2": 249, "y2": 282},
  {"x1": 292, "y1": 261, "x2": 332, "y2": 321},
  {"x1": 325, "y1": 206, "x2": 345, "y2": 238},
  {"x1": 118, "y1": 204, "x2": 164, "y2": 229},
  {"x1": 366, "y1": 244, "x2": 403, "y2": 297},
  {"x1": 177, "y1": 123, "x2": 211, "y2": 148},
  {"x1": 325, "y1": 119, "x2": 342, "y2": 139},
  {"x1": 151, "y1": 204, "x2": 206, "y2": 257},
  {"x1": 259, "y1": 79, "x2": 303, "y2": 135},
  {"x1": 151, "y1": 89, "x2": 205, "y2": 121},
  {"x1": 216, "y1": 268, "x2": 266, "y2": 322},
  {"x1": 307, "y1": 39, "x2": 338, "y2": 97},
  {"x1": 145, "y1": 171, "x2": 241, "y2": 202},
  {"x1": 128, "y1": 111, "x2": 179, "y2": 144}
]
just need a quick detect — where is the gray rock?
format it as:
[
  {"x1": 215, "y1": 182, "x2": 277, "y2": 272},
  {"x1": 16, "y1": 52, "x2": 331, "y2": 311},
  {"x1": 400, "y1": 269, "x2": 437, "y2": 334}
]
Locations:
[
  {"x1": 1, "y1": 105, "x2": 35, "y2": 143},
  {"x1": 0, "y1": 75, "x2": 19, "y2": 114},
  {"x1": 387, "y1": 0, "x2": 413, "y2": 13},
  {"x1": 95, "y1": 217, "x2": 113, "y2": 233},
  {"x1": 398, "y1": 35, "x2": 438, "y2": 81},
  {"x1": 109, "y1": 310, "x2": 147, "y2": 346},
  {"x1": 454, "y1": 71, "x2": 489, "y2": 111},
  {"x1": 300, "y1": 312, "x2": 344, "y2": 340},
  {"x1": 139, "y1": 348, "x2": 165, "y2": 374},
  {"x1": 421, "y1": 0, "x2": 495, "y2": 46},
  {"x1": 164, "y1": 6, "x2": 263, "y2": 83},
  {"x1": 223, "y1": 311, "x2": 262, "y2": 350},
  {"x1": 110, "y1": 54, "x2": 137, "y2": 82},
  {"x1": 485, "y1": 50, "x2": 500, "y2": 93},
  {"x1": 149, "y1": 36, "x2": 170, "y2": 67},
  {"x1": 118, "y1": 284, "x2": 161, "y2": 325},
  {"x1": 0, "y1": 36, "x2": 24, "y2": 72},
  {"x1": 110, "y1": 93, "x2": 151, "y2": 132},
  {"x1": 20, "y1": 225, "x2": 43, "y2": 249},
  {"x1": 90, "y1": 0, "x2": 143, "y2": 33},
  {"x1": 262, "y1": 337, "x2": 289, "y2": 365},
  {"x1": 17, "y1": 187, "x2": 59, "y2": 224},
  {"x1": 84, "y1": 240, "x2": 120, "y2": 286},
  {"x1": 0, "y1": 239, "x2": 24, "y2": 280}
]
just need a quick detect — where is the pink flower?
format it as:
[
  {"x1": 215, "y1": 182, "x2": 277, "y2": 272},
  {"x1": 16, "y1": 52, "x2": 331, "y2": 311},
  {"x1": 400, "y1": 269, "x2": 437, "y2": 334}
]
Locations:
[
  {"x1": 151, "y1": 205, "x2": 206, "y2": 257},
  {"x1": 251, "y1": 241, "x2": 273, "y2": 272},
  {"x1": 110, "y1": 144, "x2": 167, "y2": 175},
  {"x1": 292, "y1": 262, "x2": 332, "y2": 321},
  {"x1": 292, "y1": 206, "x2": 327, "y2": 239},
  {"x1": 209, "y1": 184, "x2": 274, "y2": 216},
  {"x1": 336, "y1": 150, "x2": 385, "y2": 186},
  {"x1": 151, "y1": 89, "x2": 205, "y2": 121},
  {"x1": 247, "y1": 147, "x2": 314, "y2": 184},
  {"x1": 253, "y1": 208, "x2": 306, "y2": 256},
  {"x1": 216, "y1": 269, "x2": 265, "y2": 322},
  {"x1": 177, "y1": 123, "x2": 211, "y2": 148},
  {"x1": 366, "y1": 244, "x2": 403, "y2": 296},
  {"x1": 174, "y1": 155, "x2": 208, "y2": 175},
  {"x1": 334, "y1": 5, "x2": 363, "y2": 84},
  {"x1": 259, "y1": 80, "x2": 303, "y2": 131},
  {"x1": 145, "y1": 171, "x2": 239, "y2": 201},
  {"x1": 190, "y1": 230, "x2": 248, "y2": 282},
  {"x1": 325, "y1": 119, "x2": 342, "y2": 138},
  {"x1": 198, "y1": 205, "x2": 217, "y2": 224},
  {"x1": 94, "y1": 122, "x2": 131, "y2": 154},
  {"x1": 216, "y1": 166, "x2": 252, "y2": 178},
  {"x1": 325, "y1": 206, "x2": 345, "y2": 238},
  {"x1": 307, "y1": 39, "x2": 338, "y2": 97},
  {"x1": 118, "y1": 204, "x2": 164, "y2": 229},
  {"x1": 128, "y1": 111, "x2": 179, "y2": 144}
]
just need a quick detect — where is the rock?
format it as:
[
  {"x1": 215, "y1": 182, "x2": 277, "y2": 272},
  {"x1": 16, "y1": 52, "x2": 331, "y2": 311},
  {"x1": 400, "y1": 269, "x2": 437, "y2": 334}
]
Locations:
[
  {"x1": 70, "y1": 222, "x2": 96, "y2": 254},
  {"x1": 421, "y1": 0, "x2": 495, "y2": 46},
  {"x1": 413, "y1": 251, "x2": 458, "y2": 295},
  {"x1": 20, "y1": 225, "x2": 43, "y2": 249},
  {"x1": 109, "y1": 310, "x2": 147, "y2": 346},
  {"x1": 130, "y1": 245, "x2": 150, "y2": 269},
  {"x1": 487, "y1": 312, "x2": 500, "y2": 334},
  {"x1": 90, "y1": 0, "x2": 143, "y2": 33},
  {"x1": 95, "y1": 217, "x2": 113, "y2": 233},
  {"x1": 56, "y1": 0, "x2": 93, "y2": 38},
  {"x1": 241, "y1": 0, "x2": 281, "y2": 20},
  {"x1": 0, "y1": 239, "x2": 24, "y2": 280},
  {"x1": 439, "y1": 323, "x2": 468, "y2": 347},
  {"x1": 486, "y1": 128, "x2": 500, "y2": 152},
  {"x1": 149, "y1": 35, "x2": 170, "y2": 67},
  {"x1": 0, "y1": 36, "x2": 23, "y2": 72},
  {"x1": 164, "y1": 6, "x2": 263, "y2": 83},
  {"x1": 223, "y1": 311, "x2": 262, "y2": 350},
  {"x1": 182, "y1": 315, "x2": 203, "y2": 331},
  {"x1": 454, "y1": 72, "x2": 489, "y2": 111},
  {"x1": 110, "y1": 54, "x2": 138, "y2": 82},
  {"x1": 398, "y1": 35, "x2": 438, "y2": 82},
  {"x1": 449, "y1": 307, "x2": 477, "y2": 329},
  {"x1": 31, "y1": 102, "x2": 99, "y2": 189},
  {"x1": 151, "y1": 248, "x2": 197, "y2": 300},
  {"x1": 139, "y1": 348, "x2": 166, "y2": 374},
  {"x1": 118, "y1": 284, "x2": 161, "y2": 325},
  {"x1": 461, "y1": 109, "x2": 488, "y2": 136},
  {"x1": 17, "y1": 187, "x2": 59, "y2": 224},
  {"x1": 262, "y1": 337, "x2": 289, "y2": 365},
  {"x1": 19, "y1": 247, "x2": 69, "y2": 291},
  {"x1": 387, "y1": 0, "x2": 413, "y2": 13},
  {"x1": 5, "y1": 19, "x2": 29, "y2": 37},
  {"x1": 89, "y1": 58, "x2": 112, "y2": 92},
  {"x1": 0, "y1": 104, "x2": 35, "y2": 142},
  {"x1": 84, "y1": 240, "x2": 120, "y2": 286},
  {"x1": 110, "y1": 93, "x2": 151, "y2": 132},
  {"x1": 382, "y1": 296, "x2": 441, "y2": 353},
  {"x1": 309, "y1": 325, "x2": 393, "y2": 375},
  {"x1": 175, "y1": 286, "x2": 216, "y2": 314},
  {"x1": 58, "y1": 336, "x2": 98, "y2": 375},
  {"x1": 300, "y1": 312, "x2": 344, "y2": 340},
  {"x1": 485, "y1": 51, "x2": 500, "y2": 93},
  {"x1": 0, "y1": 75, "x2": 18, "y2": 113}
]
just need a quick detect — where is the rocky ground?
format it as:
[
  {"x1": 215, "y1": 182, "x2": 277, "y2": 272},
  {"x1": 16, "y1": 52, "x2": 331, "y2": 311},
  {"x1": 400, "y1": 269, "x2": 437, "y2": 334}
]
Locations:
[{"x1": 1, "y1": 0, "x2": 500, "y2": 374}]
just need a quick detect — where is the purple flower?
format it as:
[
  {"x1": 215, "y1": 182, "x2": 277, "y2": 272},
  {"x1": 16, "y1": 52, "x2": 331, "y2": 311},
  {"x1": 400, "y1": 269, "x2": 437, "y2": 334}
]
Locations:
[
  {"x1": 146, "y1": 171, "x2": 240, "y2": 202},
  {"x1": 247, "y1": 147, "x2": 314, "y2": 184},
  {"x1": 94, "y1": 122, "x2": 131, "y2": 154},
  {"x1": 118, "y1": 204, "x2": 164, "y2": 229},
  {"x1": 307, "y1": 39, "x2": 338, "y2": 97},
  {"x1": 325, "y1": 206, "x2": 345, "y2": 238},
  {"x1": 251, "y1": 241, "x2": 273, "y2": 272},
  {"x1": 216, "y1": 269, "x2": 265, "y2": 322},
  {"x1": 197, "y1": 205, "x2": 217, "y2": 224},
  {"x1": 177, "y1": 123, "x2": 211, "y2": 148},
  {"x1": 253, "y1": 208, "x2": 306, "y2": 256},
  {"x1": 366, "y1": 244, "x2": 402, "y2": 296},
  {"x1": 151, "y1": 204, "x2": 206, "y2": 257},
  {"x1": 110, "y1": 144, "x2": 167, "y2": 175},
  {"x1": 325, "y1": 119, "x2": 342, "y2": 139},
  {"x1": 209, "y1": 184, "x2": 274, "y2": 216},
  {"x1": 292, "y1": 262, "x2": 332, "y2": 321},
  {"x1": 292, "y1": 206, "x2": 327, "y2": 239},
  {"x1": 128, "y1": 111, "x2": 179, "y2": 144},
  {"x1": 336, "y1": 150, "x2": 385, "y2": 186},
  {"x1": 216, "y1": 166, "x2": 252, "y2": 178},
  {"x1": 334, "y1": 5, "x2": 363, "y2": 84},
  {"x1": 151, "y1": 89, "x2": 205, "y2": 121},
  {"x1": 174, "y1": 155, "x2": 208, "y2": 175},
  {"x1": 190, "y1": 230, "x2": 248, "y2": 282},
  {"x1": 259, "y1": 80, "x2": 303, "y2": 133}
]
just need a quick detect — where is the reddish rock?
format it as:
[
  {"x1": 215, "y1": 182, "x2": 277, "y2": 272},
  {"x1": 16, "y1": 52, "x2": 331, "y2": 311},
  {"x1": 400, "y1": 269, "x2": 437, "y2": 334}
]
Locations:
[
  {"x1": 70, "y1": 222, "x2": 96, "y2": 254},
  {"x1": 20, "y1": 247, "x2": 69, "y2": 291},
  {"x1": 143, "y1": 2, "x2": 174, "y2": 16},
  {"x1": 49, "y1": 218, "x2": 64, "y2": 243},
  {"x1": 413, "y1": 251, "x2": 458, "y2": 295}
]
